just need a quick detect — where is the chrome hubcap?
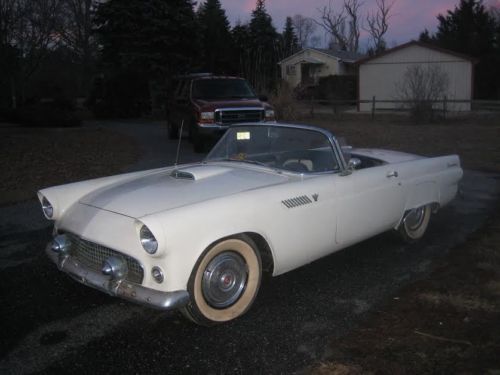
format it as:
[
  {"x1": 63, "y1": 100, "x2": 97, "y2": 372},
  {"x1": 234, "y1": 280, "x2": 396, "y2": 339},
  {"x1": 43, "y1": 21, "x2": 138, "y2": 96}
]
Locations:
[
  {"x1": 202, "y1": 251, "x2": 248, "y2": 309},
  {"x1": 405, "y1": 206, "x2": 425, "y2": 231}
]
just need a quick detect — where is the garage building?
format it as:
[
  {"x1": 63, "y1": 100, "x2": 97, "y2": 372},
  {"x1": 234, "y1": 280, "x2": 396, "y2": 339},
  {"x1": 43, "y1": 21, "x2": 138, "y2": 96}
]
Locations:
[{"x1": 358, "y1": 41, "x2": 475, "y2": 112}]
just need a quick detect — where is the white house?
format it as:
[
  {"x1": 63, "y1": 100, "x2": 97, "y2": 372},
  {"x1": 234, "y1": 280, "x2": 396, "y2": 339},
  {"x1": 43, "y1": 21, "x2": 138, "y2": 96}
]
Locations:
[
  {"x1": 278, "y1": 48, "x2": 363, "y2": 88},
  {"x1": 358, "y1": 41, "x2": 476, "y2": 112}
]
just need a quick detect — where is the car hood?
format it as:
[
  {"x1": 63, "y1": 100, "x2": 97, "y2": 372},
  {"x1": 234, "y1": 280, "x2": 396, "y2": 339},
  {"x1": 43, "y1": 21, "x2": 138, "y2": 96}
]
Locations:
[
  {"x1": 193, "y1": 98, "x2": 269, "y2": 111},
  {"x1": 79, "y1": 164, "x2": 287, "y2": 218}
]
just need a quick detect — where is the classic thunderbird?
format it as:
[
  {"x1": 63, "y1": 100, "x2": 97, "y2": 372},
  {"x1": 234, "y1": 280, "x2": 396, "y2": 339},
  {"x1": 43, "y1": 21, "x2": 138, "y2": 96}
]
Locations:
[{"x1": 39, "y1": 123, "x2": 462, "y2": 325}]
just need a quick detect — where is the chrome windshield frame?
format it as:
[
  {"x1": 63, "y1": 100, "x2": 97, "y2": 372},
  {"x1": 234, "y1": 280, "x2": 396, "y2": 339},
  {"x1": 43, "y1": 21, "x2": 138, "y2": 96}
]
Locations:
[{"x1": 204, "y1": 122, "x2": 348, "y2": 173}]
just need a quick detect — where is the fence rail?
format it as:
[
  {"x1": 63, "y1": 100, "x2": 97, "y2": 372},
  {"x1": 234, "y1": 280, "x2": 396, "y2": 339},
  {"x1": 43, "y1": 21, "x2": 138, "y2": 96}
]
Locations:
[{"x1": 301, "y1": 97, "x2": 500, "y2": 119}]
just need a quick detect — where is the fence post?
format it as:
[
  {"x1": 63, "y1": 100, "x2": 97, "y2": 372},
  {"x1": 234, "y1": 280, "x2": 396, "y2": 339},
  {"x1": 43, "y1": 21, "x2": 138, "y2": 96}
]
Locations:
[
  {"x1": 371, "y1": 96, "x2": 376, "y2": 121},
  {"x1": 443, "y1": 95, "x2": 447, "y2": 119}
]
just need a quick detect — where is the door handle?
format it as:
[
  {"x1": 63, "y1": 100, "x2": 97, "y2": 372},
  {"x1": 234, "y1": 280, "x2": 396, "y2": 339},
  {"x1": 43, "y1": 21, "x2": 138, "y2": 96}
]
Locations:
[{"x1": 387, "y1": 171, "x2": 399, "y2": 178}]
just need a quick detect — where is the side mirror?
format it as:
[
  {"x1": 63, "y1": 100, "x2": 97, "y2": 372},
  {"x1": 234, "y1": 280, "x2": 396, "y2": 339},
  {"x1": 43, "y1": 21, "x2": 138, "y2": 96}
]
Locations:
[
  {"x1": 340, "y1": 157, "x2": 361, "y2": 176},
  {"x1": 259, "y1": 95, "x2": 268, "y2": 102},
  {"x1": 348, "y1": 157, "x2": 361, "y2": 170}
]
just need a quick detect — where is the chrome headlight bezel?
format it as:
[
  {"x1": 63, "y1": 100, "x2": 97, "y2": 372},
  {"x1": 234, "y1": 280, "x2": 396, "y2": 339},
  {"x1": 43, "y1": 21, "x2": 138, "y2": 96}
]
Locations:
[
  {"x1": 265, "y1": 109, "x2": 275, "y2": 120},
  {"x1": 200, "y1": 111, "x2": 215, "y2": 121},
  {"x1": 139, "y1": 224, "x2": 158, "y2": 254},
  {"x1": 41, "y1": 196, "x2": 54, "y2": 219}
]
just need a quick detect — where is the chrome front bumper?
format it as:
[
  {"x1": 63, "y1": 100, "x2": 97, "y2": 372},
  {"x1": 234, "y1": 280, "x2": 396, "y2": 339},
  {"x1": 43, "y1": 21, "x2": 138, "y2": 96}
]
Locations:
[{"x1": 45, "y1": 244, "x2": 189, "y2": 311}]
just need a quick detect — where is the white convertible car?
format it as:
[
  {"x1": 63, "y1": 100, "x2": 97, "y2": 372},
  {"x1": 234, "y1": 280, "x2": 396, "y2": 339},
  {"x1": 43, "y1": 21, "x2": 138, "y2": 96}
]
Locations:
[{"x1": 39, "y1": 123, "x2": 462, "y2": 325}]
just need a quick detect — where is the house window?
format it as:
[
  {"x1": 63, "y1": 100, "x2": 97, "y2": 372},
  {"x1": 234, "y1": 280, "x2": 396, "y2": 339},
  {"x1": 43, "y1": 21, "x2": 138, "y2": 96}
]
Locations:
[{"x1": 286, "y1": 65, "x2": 296, "y2": 76}]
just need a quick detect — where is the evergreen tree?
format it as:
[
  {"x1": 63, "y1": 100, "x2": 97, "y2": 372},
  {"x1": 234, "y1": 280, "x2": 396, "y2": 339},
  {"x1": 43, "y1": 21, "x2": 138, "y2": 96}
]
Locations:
[
  {"x1": 421, "y1": 0, "x2": 500, "y2": 98},
  {"x1": 93, "y1": 0, "x2": 199, "y2": 115},
  {"x1": 197, "y1": 0, "x2": 233, "y2": 74},
  {"x1": 231, "y1": 22, "x2": 252, "y2": 77},
  {"x1": 280, "y1": 17, "x2": 299, "y2": 59},
  {"x1": 435, "y1": 0, "x2": 496, "y2": 57},
  {"x1": 95, "y1": 0, "x2": 199, "y2": 79},
  {"x1": 247, "y1": 0, "x2": 279, "y2": 92}
]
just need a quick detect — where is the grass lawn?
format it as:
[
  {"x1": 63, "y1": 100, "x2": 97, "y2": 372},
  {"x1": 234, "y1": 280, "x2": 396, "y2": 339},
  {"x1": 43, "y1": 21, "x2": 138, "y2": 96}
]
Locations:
[{"x1": 0, "y1": 125, "x2": 140, "y2": 206}]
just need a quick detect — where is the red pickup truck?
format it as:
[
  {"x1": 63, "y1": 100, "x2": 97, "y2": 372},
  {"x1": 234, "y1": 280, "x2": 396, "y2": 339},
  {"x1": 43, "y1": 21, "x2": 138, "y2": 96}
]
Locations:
[{"x1": 166, "y1": 74, "x2": 276, "y2": 152}]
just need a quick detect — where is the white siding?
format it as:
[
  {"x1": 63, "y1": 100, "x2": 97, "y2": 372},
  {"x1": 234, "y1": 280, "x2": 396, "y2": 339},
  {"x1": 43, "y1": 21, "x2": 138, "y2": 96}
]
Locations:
[
  {"x1": 280, "y1": 49, "x2": 345, "y2": 88},
  {"x1": 359, "y1": 44, "x2": 472, "y2": 111}
]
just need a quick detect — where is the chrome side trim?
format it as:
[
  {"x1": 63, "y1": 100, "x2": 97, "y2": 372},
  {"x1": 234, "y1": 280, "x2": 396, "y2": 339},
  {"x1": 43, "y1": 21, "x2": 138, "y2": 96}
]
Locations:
[
  {"x1": 46, "y1": 244, "x2": 189, "y2": 311},
  {"x1": 282, "y1": 195, "x2": 313, "y2": 208}
]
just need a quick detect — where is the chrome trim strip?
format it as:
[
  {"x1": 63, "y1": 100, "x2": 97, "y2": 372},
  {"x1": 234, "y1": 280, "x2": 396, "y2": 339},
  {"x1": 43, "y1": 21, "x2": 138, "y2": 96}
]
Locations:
[
  {"x1": 214, "y1": 107, "x2": 264, "y2": 112},
  {"x1": 197, "y1": 123, "x2": 230, "y2": 129},
  {"x1": 46, "y1": 244, "x2": 189, "y2": 311}
]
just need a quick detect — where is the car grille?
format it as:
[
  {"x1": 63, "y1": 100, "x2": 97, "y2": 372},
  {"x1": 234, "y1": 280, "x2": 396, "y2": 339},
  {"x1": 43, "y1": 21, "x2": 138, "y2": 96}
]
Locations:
[
  {"x1": 215, "y1": 109, "x2": 264, "y2": 124},
  {"x1": 68, "y1": 234, "x2": 144, "y2": 284}
]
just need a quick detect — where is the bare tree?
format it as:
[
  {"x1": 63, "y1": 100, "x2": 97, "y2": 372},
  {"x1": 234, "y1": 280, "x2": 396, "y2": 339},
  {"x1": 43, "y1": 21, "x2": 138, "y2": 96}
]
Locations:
[
  {"x1": 1, "y1": 0, "x2": 63, "y2": 107},
  {"x1": 315, "y1": 0, "x2": 362, "y2": 52},
  {"x1": 316, "y1": 0, "x2": 347, "y2": 50},
  {"x1": 292, "y1": 14, "x2": 316, "y2": 49},
  {"x1": 344, "y1": 0, "x2": 362, "y2": 53},
  {"x1": 364, "y1": 0, "x2": 394, "y2": 54},
  {"x1": 0, "y1": 0, "x2": 17, "y2": 45},
  {"x1": 58, "y1": 0, "x2": 98, "y2": 95},
  {"x1": 395, "y1": 64, "x2": 450, "y2": 122}
]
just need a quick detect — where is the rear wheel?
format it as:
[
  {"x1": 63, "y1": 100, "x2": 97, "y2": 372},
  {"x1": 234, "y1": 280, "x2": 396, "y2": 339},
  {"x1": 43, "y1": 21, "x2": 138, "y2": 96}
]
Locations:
[
  {"x1": 182, "y1": 236, "x2": 262, "y2": 326},
  {"x1": 399, "y1": 205, "x2": 431, "y2": 243}
]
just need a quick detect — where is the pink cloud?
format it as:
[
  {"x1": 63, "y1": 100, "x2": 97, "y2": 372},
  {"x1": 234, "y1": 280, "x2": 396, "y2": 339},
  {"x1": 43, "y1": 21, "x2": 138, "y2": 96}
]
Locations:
[{"x1": 218, "y1": 0, "x2": 465, "y2": 46}]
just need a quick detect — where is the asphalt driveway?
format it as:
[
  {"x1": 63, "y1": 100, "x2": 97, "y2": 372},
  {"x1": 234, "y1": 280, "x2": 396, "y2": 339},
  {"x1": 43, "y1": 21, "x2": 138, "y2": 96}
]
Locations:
[{"x1": 0, "y1": 120, "x2": 498, "y2": 374}]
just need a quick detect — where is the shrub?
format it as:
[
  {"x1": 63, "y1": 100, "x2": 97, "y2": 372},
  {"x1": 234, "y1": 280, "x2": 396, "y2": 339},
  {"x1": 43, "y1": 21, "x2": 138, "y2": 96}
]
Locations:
[
  {"x1": 395, "y1": 64, "x2": 450, "y2": 123},
  {"x1": 7, "y1": 102, "x2": 81, "y2": 127},
  {"x1": 270, "y1": 81, "x2": 299, "y2": 121}
]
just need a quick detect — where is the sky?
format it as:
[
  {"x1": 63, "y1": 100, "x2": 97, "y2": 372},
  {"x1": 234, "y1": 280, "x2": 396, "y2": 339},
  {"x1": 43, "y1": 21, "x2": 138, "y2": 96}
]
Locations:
[{"x1": 218, "y1": 0, "x2": 500, "y2": 49}]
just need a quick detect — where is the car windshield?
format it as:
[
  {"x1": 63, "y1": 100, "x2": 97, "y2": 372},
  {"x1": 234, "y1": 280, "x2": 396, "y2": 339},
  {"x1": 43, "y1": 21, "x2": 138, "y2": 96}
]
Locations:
[
  {"x1": 205, "y1": 125, "x2": 340, "y2": 173},
  {"x1": 192, "y1": 79, "x2": 257, "y2": 100}
]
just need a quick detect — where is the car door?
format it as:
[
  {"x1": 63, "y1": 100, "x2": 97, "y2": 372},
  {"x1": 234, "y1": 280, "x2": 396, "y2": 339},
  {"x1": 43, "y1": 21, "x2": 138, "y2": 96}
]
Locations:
[
  {"x1": 334, "y1": 164, "x2": 406, "y2": 246},
  {"x1": 261, "y1": 173, "x2": 339, "y2": 274}
]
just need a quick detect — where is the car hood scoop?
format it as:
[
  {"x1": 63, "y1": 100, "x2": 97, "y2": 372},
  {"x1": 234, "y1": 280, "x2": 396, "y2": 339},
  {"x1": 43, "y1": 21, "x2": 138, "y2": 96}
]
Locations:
[
  {"x1": 170, "y1": 165, "x2": 232, "y2": 180},
  {"x1": 79, "y1": 164, "x2": 287, "y2": 218}
]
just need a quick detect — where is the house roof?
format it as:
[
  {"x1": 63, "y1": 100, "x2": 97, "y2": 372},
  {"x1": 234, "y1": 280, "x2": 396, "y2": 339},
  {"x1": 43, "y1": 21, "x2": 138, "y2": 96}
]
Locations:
[
  {"x1": 311, "y1": 48, "x2": 365, "y2": 62},
  {"x1": 278, "y1": 48, "x2": 365, "y2": 65},
  {"x1": 356, "y1": 40, "x2": 478, "y2": 65},
  {"x1": 294, "y1": 56, "x2": 324, "y2": 65}
]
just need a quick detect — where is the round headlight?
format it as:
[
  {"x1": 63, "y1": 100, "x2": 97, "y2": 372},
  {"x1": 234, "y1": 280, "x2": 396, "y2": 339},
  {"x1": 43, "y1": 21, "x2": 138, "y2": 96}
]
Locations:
[
  {"x1": 140, "y1": 225, "x2": 158, "y2": 254},
  {"x1": 41, "y1": 196, "x2": 54, "y2": 219}
]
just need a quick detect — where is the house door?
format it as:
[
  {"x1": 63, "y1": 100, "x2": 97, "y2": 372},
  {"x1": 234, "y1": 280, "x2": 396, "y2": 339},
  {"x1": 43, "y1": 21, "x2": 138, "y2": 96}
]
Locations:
[{"x1": 301, "y1": 64, "x2": 313, "y2": 85}]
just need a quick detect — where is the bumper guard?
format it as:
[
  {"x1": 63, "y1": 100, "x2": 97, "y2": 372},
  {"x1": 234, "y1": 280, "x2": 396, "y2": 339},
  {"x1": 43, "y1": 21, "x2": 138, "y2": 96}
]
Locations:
[{"x1": 46, "y1": 244, "x2": 189, "y2": 311}]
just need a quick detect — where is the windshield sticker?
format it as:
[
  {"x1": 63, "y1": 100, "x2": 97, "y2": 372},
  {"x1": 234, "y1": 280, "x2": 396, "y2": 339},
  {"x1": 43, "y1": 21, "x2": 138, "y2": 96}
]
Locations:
[{"x1": 237, "y1": 131, "x2": 251, "y2": 140}]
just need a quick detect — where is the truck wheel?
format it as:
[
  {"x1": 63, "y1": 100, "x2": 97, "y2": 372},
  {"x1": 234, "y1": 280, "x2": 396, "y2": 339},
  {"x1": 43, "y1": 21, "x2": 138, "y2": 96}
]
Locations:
[
  {"x1": 182, "y1": 236, "x2": 262, "y2": 326},
  {"x1": 399, "y1": 205, "x2": 431, "y2": 243}
]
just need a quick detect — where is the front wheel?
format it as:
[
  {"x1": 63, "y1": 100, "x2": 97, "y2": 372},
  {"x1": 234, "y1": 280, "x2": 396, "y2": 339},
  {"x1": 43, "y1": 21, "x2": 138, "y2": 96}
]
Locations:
[
  {"x1": 399, "y1": 205, "x2": 432, "y2": 243},
  {"x1": 182, "y1": 236, "x2": 262, "y2": 326}
]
